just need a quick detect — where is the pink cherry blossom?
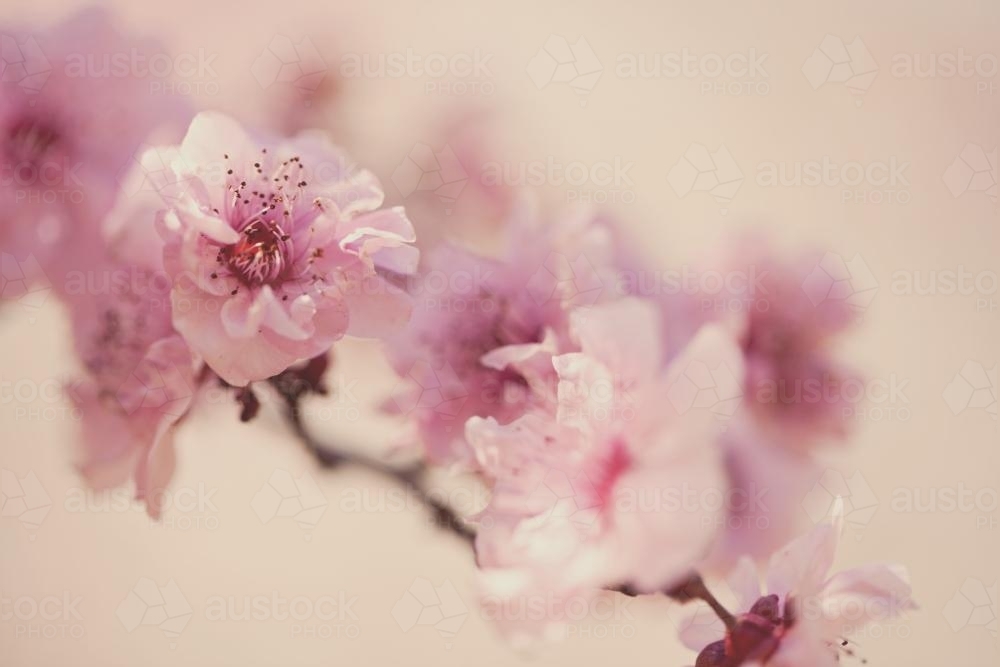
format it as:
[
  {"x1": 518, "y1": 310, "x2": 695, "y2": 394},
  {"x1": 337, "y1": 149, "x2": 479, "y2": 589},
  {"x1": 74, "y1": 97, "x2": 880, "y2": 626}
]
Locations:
[
  {"x1": 386, "y1": 200, "x2": 629, "y2": 467},
  {"x1": 631, "y1": 235, "x2": 859, "y2": 450},
  {"x1": 737, "y1": 258, "x2": 858, "y2": 449},
  {"x1": 466, "y1": 299, "x2": 741, "y2": 642},
  {"x1": 148, "y1": 111, "x2": 418, "y2": 386},
  {"x1": 67, "y1": 257, "x2": 200, "y2": 519},
  {"x1": 644, "y1": 236, "x2": 862, "y2": 569},
  {"x1": 0, "y1": 7, "x2": 189, "y2": 279},
  {"x1": 61, "y1": 166, "x2": 202, "y2": 519},
  {"x1": 690, "y1": 236, "x2": 859, "y2": 448},
  {"x1": 680, "y1": 500, "x2": 915, "y2": 667}
]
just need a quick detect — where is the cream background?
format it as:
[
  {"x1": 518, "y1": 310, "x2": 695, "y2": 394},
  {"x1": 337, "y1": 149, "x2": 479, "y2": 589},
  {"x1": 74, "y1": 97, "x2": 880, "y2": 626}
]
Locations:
[{"x1": 1, "y1": 0, "x2": 998, "y2": 665}]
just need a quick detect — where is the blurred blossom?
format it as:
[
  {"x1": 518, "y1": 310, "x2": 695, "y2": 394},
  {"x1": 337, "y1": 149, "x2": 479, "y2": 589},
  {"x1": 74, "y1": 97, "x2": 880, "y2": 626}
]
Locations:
[
  {"x1": 0, "y1": 7, "x2": 190, "y2": 280},
  {"x1": 730, "y1": 241, "x2": 858, "y2": 448},
  {"x1": 385, "y1": 199, "x2": 632, "y2": 467},
  {"x1": 466, "y1": 299, "x2": 740, "y2": 642},
  {"x1": 65, "y1": 224, "x2": 199, "y2": 518},
  {"x1": 646, "y1": 235, "x2": 861, "y2": 568}
]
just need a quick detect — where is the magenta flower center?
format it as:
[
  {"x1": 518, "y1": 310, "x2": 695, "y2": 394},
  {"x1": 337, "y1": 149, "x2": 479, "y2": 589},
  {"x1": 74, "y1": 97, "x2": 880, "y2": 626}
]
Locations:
[
  {"x1": 696, "y1": 595, "x2": 792, "y2": 667},
  {"x1": 593, "y1": 438, "x2": 632, "y2": 507},
  {"x1": 219, "y1": 218, "x2": 289, "y2": 286},
  {"x1": 4, "y1": 116, "x2": 60, "y2": 166}
]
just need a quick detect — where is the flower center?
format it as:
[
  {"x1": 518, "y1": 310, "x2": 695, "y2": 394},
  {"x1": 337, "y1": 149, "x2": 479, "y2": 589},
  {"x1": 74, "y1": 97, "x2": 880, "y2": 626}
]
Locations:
[
  {"x1": 593, "y1": 438, "x2": 632, "y2": 507},
  {"x1": 219, "y1": 218, "x2": 289, "y2": 287},
  {"x1": 696, "y1": 595, "x2": 791, "y2": 667},
  {"x1": 5, "y1": 116, "x2": 60, "y2": 167}
]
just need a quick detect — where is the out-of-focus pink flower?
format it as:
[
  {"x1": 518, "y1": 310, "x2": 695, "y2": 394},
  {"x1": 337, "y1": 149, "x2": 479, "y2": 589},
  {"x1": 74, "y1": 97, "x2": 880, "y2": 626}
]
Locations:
[
  {"x1": 67, "y1": 259, "x2": 199, "y2": 519},
  {"x1": 680, "y1": 499, "x2": 915, "y2": 667},
  {"x1": 736, "y1": 253, "x2": 857, "y2": 448},
  {"x1": 63, "y1": 167, "x2": 201, "y2": 519},
  {"x1": 687, "y1": 236, "x2": 858, "y2": 447},
  {"x1": 386, "y1": 201, "x2": 628, "y2": 467},
  {"x1": 0, "y1": 7, "x2": 189, "y2": 277},
  {"x1": 147, "y1": 111, "x2": 418, "y2": 386},
  {"x1": 643, "y1": 236, "x2": 861, "y2": 568},
  {"x1": 635, "y1": 235, "x2": 858, "y2": 448},
  {"x1": 466, "y1": 299, "x2": 740, "y2": 643}
]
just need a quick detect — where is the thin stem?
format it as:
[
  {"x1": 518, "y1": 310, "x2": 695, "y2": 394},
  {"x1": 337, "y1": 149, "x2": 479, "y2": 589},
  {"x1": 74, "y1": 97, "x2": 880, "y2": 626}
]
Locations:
[
  {"x1": 666, "y1": 573, "x2": 737, "y2": 630},
  {"x1": 265, "y1": 363, "x2": 732, "y2": 627},
  {"x1": 277, "y1": 396, "x2": 476, "y2": 546}
]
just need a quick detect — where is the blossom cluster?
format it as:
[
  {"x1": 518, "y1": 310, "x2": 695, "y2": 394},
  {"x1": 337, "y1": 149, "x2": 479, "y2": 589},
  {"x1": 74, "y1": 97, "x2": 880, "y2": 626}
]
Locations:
[{"x1": 0, "y1": 8, "x2": 913, "y2": 665}]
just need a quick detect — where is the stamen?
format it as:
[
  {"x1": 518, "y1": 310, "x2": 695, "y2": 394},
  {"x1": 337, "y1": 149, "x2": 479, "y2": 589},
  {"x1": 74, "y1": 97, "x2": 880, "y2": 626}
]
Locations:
[{"x1": 218, "y1": 218, "x2": 289, "y2": 286}]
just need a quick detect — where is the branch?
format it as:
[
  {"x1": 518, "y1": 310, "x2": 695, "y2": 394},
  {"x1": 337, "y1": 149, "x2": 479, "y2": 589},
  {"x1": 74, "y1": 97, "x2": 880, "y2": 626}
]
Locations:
[
  {"x1": 263, "y1": 361, "x2": 735, "y2": 629},
  {"x1": 271, "y1": 381, "x2": 476, "y2": 547},
  {"x1": 665, "y1": 573, "x2": 738, "y2": 630}
]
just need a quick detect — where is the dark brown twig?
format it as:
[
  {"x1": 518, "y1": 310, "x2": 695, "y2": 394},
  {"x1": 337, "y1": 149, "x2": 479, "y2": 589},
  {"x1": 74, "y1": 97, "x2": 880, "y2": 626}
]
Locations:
[
  {"x1": 272, "y1": 382, "x2": 476, "y2": 546},
  {"x1": 265, "y1": 361, "x2": 735, "y2": 627}
]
